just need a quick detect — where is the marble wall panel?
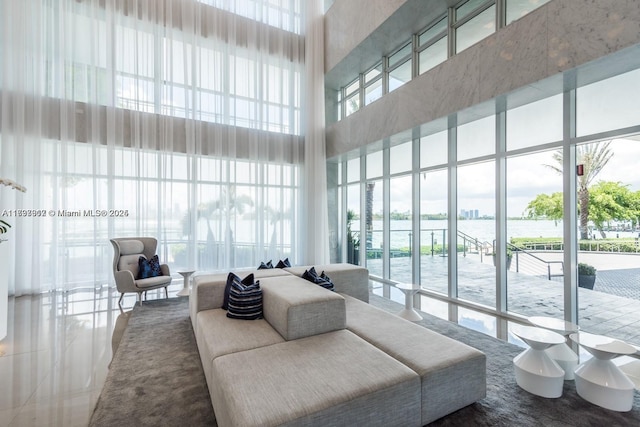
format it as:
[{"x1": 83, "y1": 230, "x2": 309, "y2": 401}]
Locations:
[
  {"x1": 546, "y1": 0, "x2": 640, "y2": 74},
  {"x1": 325, "y1": 0, "x2": 407, "y2": 73},
  {"x1": 326, "y1": 0, "x2": 640, "y2": 159},
  {"x1": 477, "y1": 6, "x2": 548, "y2": 102},
  {"x1": 326, "y1": 47, "x2": 481, "y2": 159}
]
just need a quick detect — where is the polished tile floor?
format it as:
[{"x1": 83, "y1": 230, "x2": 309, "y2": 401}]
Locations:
[
  {"x1": 2, "y1": 273, "x2": 639, "y2": 426},
  {"x1": 0, "y1": 284, "x2": 179, "y2": 427}
]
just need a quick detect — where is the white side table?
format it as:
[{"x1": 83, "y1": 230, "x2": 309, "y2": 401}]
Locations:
[
  {"x1": 615, "y1": 344, "x2": 640, "y2": 390},
  {"x1": 511, "y1": 325, "x2": 566, "y2": 398},
  {"x1": 570, "y1": 332, "x2": 636, "y2": 412},
  {"x1": 177, "y1": 271, "x2": 195, "y2": 297},
  {"x1": 528, "y1": 316, "x2": 579, "y2": 380},
  {"x1": 395, "y1": 283, "x2": 422, "y2": 321}
]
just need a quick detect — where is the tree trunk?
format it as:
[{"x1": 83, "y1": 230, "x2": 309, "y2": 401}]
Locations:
[
  {"x1": 365, "y1": 182, "x2": 375, "y2": 249},
  {"x1": 578, "y1": 187, "x2": 589, "y2": 240}
]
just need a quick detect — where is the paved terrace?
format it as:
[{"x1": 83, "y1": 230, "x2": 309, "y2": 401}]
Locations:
[{"x1": 366, "y1": 251, "x2": 640, "y2": 346}]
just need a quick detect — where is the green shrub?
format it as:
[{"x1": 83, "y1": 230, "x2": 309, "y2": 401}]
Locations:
[{"x1": 578, "y1": 263, "x2": 596, "y2": 275}]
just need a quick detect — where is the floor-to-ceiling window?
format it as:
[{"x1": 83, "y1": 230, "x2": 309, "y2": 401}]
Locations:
[
  {"x1": 420, "y1": 131, "x2": 449, "y2": 294},
  {"x1": 573, "y1": 68, "x2": 640, "y2": 335},
  {"x1": 505, "y1": 94, "x2": 564, "y2": 317},
  {"x1": 389, "y1": 141, "x2": 413, "y2": 282},
  {"x1": 456, "y1": 116, "x2": 496, "y2": 306},
  {"x1": 457, "y1": 161, "x2": 496, "y2": 307},
  {"x1": 1, "y1": 0, "x2": 306, "y2": 294},
  {"x1": 333, "y1": 64, "x2": 640, "y2": 341},
  {"x1": 506, "y1": 150, "x2": 564, "y2": 318},
  {"x1": 345, "y1": 158, "x2": 361, "y2": 265}
]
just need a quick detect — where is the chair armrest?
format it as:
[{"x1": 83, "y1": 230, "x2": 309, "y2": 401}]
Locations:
[
  {"x1": 114, "y1": 270, "x2": 137, "y2": 293},
  {"x1": 160, "y1": 263, "x2": 170, "y2": 276}
]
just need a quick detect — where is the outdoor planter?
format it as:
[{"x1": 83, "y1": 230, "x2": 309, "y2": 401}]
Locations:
[
  {"x1": 578, "y1": 263, "x2": 596, "y2": 290},
  {"x1": 492, "y1": 253, "x2": 513, "y2": 270}
]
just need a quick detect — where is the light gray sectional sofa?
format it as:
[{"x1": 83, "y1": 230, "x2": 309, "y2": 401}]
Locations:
[{"x1": 190, "y1": 263, "x2": 486, "y2": 427}]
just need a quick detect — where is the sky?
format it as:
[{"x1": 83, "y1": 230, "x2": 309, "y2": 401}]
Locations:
[{"x1": 385, "y1": 137, "x2": 640, "y2": 217}]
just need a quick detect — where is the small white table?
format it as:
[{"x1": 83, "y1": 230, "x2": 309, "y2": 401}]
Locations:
[
  {"x1": 570, "y1": 332, "x2": 636, "y2": 412},
  {"x1": 177, "y1": 271, "x2": 195, "y2": 297},
  {"x1": 511, "y1": 325, "x2": 566, "y2": 398},
  {"x1": 528, "y1": 316, "x2": 579, "y2": 380},
  {"x1": 395, "y1": 283, "x2": 422, "y2": 321},
  {"x1": 615, "y1": 344, "x2": 640, "y2": 390}
]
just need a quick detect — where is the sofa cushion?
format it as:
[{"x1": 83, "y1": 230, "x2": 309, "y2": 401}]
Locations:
[
  {"x1": 210, "y1": 330, "x2": 421, "y2": 427},
  {"x1": 260, "y1": 275, "x2": 346, "y2": 341},
  {"x1": 190, "y1": 269, "x2": 293, "y2": 333},
  {"x1": 301, "y1": 267, "x2": 335, "y2": 291},
  {"x1": 223, "y1": 272, "x2": 256, "y2": 310},
  {"x1": 226, "y1": 278, "x2": 263, "y2": 320},
  {"x1": 195, "y1": 308, "x2": 285, "y2": 400},
  {"x1": 118, "y1": 239, "x2": 144, "y2": 255},
  {"x1": 118, "y1": 254, "x2": 141, "y2": 277},
  {"x1": 134, "y1": 275, "x2": 171, "y2": 289},
  {"x1": 286, "y1": 263, "x2": 369, "y2": 302},
  {"x1": 275, "y1": 258, "x2": 291, "y2": 268},
  {"x1": 258, "y1": 260, "x2": 273, "y2": 269},
  {"x1": 343, "y1": 294, "x2": 487, "y2": 425}
]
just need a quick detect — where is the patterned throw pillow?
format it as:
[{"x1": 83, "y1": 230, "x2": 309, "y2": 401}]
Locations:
[
  {"x1": 275, "y1": 258, "x2": 291, "y2": 268},
  {"x1": 258, "y1": 260, "x2": 273, "y2": 270},
  {"x1": 223, "y1": 273, "x2": 256, "y2": 310},
  {"x1": 137, "y1": 255, "x2": 162, "y2": 279},
  {"x1": 302, "y1": 266, "x2": 335, "y2": 291},
  {"x1": 226, "y1": 276, "x2": 263, "y2": 320}
]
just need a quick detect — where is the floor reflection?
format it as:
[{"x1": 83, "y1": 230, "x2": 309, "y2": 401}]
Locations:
[{"x1": 0, "y1": 282, "x2": 182, "y2": 427}]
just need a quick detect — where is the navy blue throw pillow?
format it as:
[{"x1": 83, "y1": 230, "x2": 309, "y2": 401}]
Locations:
[
  {"x1": 226, "y1": 277, "x2": 263, "y2": 320},
  {"x1": 258, "y1": 260, "x2": 273, "y2": 270},
  {"x1": 302, "y1": 267, "x2": 334, "y2": 291},
  {"x1": 223, "y1": 273, "x2": 256, "y2": 310},
  {"x1": 275, "y1": 258, "x2": 291, "y2": 268},
  {"x1": 138, "y1": 255, "x2": 162, "y2": 279}
]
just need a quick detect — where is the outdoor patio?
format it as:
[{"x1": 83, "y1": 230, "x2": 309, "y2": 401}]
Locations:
[{"x1": 367, "y1": 251, "x2": 640, "y2": 346}]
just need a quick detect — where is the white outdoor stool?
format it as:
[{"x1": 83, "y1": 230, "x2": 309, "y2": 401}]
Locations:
[
  {"x1": 395, "y1": 283, "x2": 422, "y2": 321},
  {"x1": 570, "y1": 332, "x2": 636, "y2": 412},
  {"x1": 512, "y1": 325, "x2": 566, "y2": 398},
  {"x1": 528, "y1": 316, "x2": 579, "y2": 380}
]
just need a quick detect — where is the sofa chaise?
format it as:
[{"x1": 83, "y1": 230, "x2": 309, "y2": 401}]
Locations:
[{"x1": 189, "y1": 263, "x2": 486, "y2": 427}]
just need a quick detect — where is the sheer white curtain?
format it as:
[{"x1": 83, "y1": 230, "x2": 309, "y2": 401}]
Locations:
[
  {"x1": 1, "y1": 0, "x2": 316, "y2": 295},
  {"x1": 301, "y1": 0, "x2": 329, "y2": 265}
]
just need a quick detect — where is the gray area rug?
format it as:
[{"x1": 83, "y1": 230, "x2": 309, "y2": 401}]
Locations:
[
  {"x1": 89, "y1": 298, "x2": 215, "y2": 427},
  {"x1": 91, "y1": 295, "x2": 640, "y2": 426}
]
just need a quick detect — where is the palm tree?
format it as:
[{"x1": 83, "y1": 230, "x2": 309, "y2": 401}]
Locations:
[
  {"x1": 0, "y1": 220, "x2": 11, "y2": 234},
  {"x1": 546, "y1": 141, "x2": 613, "y2": 240},
  {"x1": 365, "y1": 182, "x2": 375, "y2": 249},
  {"x1": 346, "y1": 209, "x2": 359, "y2": 264},
  {"x1": 182, "y1": 186, "x2": 254, "y2": 268}
]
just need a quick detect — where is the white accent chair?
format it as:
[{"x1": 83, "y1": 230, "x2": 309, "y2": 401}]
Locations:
[{"x1": 110, "y1": 237, "x2": 172, "y2": 306}]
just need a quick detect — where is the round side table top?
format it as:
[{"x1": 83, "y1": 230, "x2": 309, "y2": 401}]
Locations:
[
  {"x1": 395, "y1": 283, "x2": 420, "y2": 291},
  {"x1": 570, "y1": 332, "x2": 637, "y2": 359},
  {"x1": 529, "y1": 316, "x2": 579, "y2": 335},
  {"x1": 512, "y1": 325, "x2": 565, "y2": 350}
]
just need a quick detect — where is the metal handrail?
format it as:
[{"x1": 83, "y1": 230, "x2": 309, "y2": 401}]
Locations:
[{"x1": 505, "y1": 241, "x2": 564, "y2": 280}]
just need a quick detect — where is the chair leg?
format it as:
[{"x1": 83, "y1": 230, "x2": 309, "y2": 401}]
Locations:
[
  {"x1": 118, "y1": 293, "x2": 124, "y2": 307},
  {"x1": 138, "y1": 292, "x2": 143, "y2": 306},
  {"x1": 164, "y1": 286, "x2": 168, "y2": 299}
]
